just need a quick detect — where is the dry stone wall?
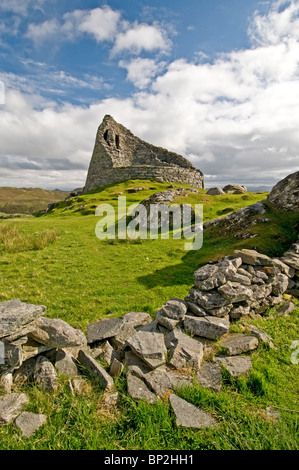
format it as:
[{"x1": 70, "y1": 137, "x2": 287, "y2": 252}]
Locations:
[{"x1": 0, "y1": 239, "x2": 298, "y2": 433}]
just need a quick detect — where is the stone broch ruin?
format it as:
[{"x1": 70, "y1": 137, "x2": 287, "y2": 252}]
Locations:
[{"x1": 84, "y1": 115, "x2": 204, "y2": 192}]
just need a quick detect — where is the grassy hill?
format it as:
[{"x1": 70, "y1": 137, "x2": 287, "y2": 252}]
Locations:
[
  {"x1": 0, "y1": 187, "x2": 70, "y2": 215},
  {"x1": 0, "y1": 179, "x2": 298, "y2": 450}
]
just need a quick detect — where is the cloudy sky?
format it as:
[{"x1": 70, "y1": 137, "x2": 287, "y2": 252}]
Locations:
[{"x1": 0, "y1": 0, "x2": 298, "y2": 190}]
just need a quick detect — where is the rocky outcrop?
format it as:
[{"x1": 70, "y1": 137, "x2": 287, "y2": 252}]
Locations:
[
  {"x1": 267, "y1": 171, "x2": 299, "y2": 211},
  {"x1": 206, "y1": 187, "x2": 225, "y2": 195},
  {"x1": 84, "y1": 115, "x2": 204, "y2": 191},
  {"x1": 223, "y1": 184, "x2": 247, "y2": 194}
]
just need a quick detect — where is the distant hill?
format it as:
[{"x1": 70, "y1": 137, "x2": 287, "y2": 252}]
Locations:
[{"x1": 0, "y1": 187, "x2": 70, "y2": 214}]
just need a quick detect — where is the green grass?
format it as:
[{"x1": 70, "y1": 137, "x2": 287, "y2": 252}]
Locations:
[{"x1": 0, "y1": 179, "x2": 298, "y2": 450}]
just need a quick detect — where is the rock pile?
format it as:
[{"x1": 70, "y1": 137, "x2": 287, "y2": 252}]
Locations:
[
  {"x1": 130, "y1": 187, "x2": 197, "y2": 229},
  {"x1": 0, "y1": 240, "x2": 298, "y2": 433}
]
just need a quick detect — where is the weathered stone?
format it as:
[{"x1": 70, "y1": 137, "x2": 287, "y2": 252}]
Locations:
[
  {"x1": 123, "y1": 312, "x2": 152, "y2": 328},
  {"x1": 271, "y1": 273, "x2": 289, "y2": 296},
  {"x1": 0, "y1": 342, "x2": 22, "y2": 376},
  {"x1": 87, "y1": 318, "x2": 124, "y2": 344},
  {"x1": 34, "y1": 356, "x2": 57, "y2": 391},
  {"x1": 77, "y1": 350, "x2": 114, "y2": 391},
  {"x1": 155, "y1": 312, "x2": 179, "y2": 330},
  {"x1": 206, "y1": 187, "x2": 225, "y2": 195},
  {"x1": 13, "y1": 357, "x2": 36, "y2": 385},
  {"x1": 230, "y1": 273, "x2": 252, "y2": 286},
  {"x1": 0, "y1": 299, "x2": 45, "y2": 339},
  {"x1": 272, "y1": 259, "x2": 295, "y2": 278},
  {"x1": 126, "y1": 371, "x2": 157, "y2": 403},
  {"x1": 55, "y1": 349, "x2": 79, "y2": 377},
  {"x1": 169, "y1": 394, "x2": 216, "y2": 429},
  {"x1": 186, "y1": 287, "x2": 229, "y2": 311},
  {"x1": 137, "y1": 321, "x2": 160, "y2": 333},
  {"x1": 220, "y1": 334, "x2": 259, "y2": 356},
  {"x1": 156, "y1": 298, "x2": 187, "y2": 321},
  {"x1": 207, "y1": 304, "x2": 233, "y2": 318},
  {"x1": 267, "y1": 170, "x2": 299, "y2": 211},
  {"x1": 15, "y1": 412, "x2": 47, "y2": 438},
  {"x1": 142, "y1": 369, "x2": 173, "y2": 397},
  {"x1": 280, "y1": 254, "x2": 299, "y2": 271},
  {"x1": 184, "y1": 316, "x2": 230, "y2": 340},
  {"x1": 0, "y1": 393, "x2": 29, "y2": 424},
  {"x1": 111, "y1": 323, "x2": 136, "y2": 351},
  {"x1": 233, "y1": 249, "x2": 272, "y2": 266},
  {"x1": 215, "y1": 355, "x2": 252, "y2": 377},
  {"x1": 218, "y1": 282, "x2": 253, "y2": 303},
  {"x1": 223, "y1": 184, "x2": 247, "y2": 194},
  {"x1": 237, "y1": 267, "x2": 252, "y2": 279},
  {"x1": 126, "y1": 331, "x2": 167, "y2": 369},
  {"x1": 229, "y1": 303, "x2": 251, "y2": 320},
  {"x1": 30, "y1": 317, "x2": 86, "y2": 349},
  {"x1": 109, "y1": 358, "x2": 124, "y2": 378},
  {"x1": 0, "y1": 373, "x2": 13, "y2": 394},
  {"x1": 242, "y1": 324, "x2": 276, "y2": 349},
  {"x1": 194, "y1": 259, "x2": 237, "y2": 291},
  {"x1": 196, "y1": 363, "x2": 222, "y2": 393},
  {"x1": 97, "y1": 341, "x2": 121, "y2": 367},
  {"x1": 21, "y1": 338, "x2": 52, "y2": 362},
  {"x1": 165, "y1": 329, "x2": 203, "y2": 371},
  {"x1": 276, "y1": 301, "x2": 295, "y2": 316},
  {"x1": 186, "y1": 302, "x2": 207, "y2": 316}
]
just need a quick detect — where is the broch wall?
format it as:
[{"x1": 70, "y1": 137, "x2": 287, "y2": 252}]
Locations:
[{"x1": 84, "y1": 115, "x2": 204, "y2": 191}]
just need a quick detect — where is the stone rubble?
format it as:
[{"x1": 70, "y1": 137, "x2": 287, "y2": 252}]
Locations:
[{"x1": 0, "y1": 238, "x2": 298, "y2": 434}]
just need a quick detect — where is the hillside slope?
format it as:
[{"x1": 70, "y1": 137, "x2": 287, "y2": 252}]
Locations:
[{"x1": 0, "y1": 187, "x2": 70, "y2": 215}]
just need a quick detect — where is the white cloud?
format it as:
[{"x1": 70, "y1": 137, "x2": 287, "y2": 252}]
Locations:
[
  {"x1": 1, "y1": 0, "x2": 299, "y2": 189},
  {"x1": 0, "y1": 0, "x2": 46, "y2": 15},
  {"x1": 77, "y1": 6, "x2": 121, "y2": 42},
  {"x1": 119, "y1": 58, "x2": 166, "y2": 88},
  {"x1": 25, "y1": 6, "x2": 171, "y2": 57},
  {"x1": 112, "y1": 22, "x2": 171, "y2": 55},
  {"x1": 249, "y1": 0, "x2": 299, "y2": 45},
  {"x1": 26, "y1": 19, "x2": 60, "y2": 45}
]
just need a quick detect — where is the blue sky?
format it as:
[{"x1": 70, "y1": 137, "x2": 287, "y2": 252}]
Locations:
[{"x1": 0, "y1": 0, "x2": 299, "y2": 189}]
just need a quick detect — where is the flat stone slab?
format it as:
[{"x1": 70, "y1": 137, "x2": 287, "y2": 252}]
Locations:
[
  {"x1": 169, "y1": 394, "x2": 216, "y2": 429},
  {"x1": 242, "y1": 324, "x2": 276, "y2": 349},
  {"x1": 196, "y1": 363, "x2": 222, "y2": 393},
  {"x1": 220, "y1": 334, "x2": 259, "y2": 356},
  {"x1": 87, "y1": 312, "x2": 152, "y2": 345},
  {"x1": 184, "y1": 315, "x2": 230, "y2": 340},
  {"x1": 15, "y1": 412, "x2": 47, "y2": 438},
  {"x1": 127, "y1": 371, "x2": 157, "y2": 403},
  {"x1": 126, "y1": 331, "x2": 167, "y2": 369},
  {"x1": 165, "y1": 329, "x2": 203, "y2": 370},
  {"x1": 0, "y1": 299, "x2": 46, "y2": 339},
  {"x1": 78, "y1": 350, "x2": 114, "y2": 391},
  {"x1": 0, "y1": 393, "x2": 29, "y2": 424},
  {"x1": 30, "y1": 317, "x2": 86, "y2": 349},
  {"x1": 87, "y1": 318, "x2": 124, "y2": 344},
  {"x1": 215, "y1": 355, "x2": 252, "y2": 377}
]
